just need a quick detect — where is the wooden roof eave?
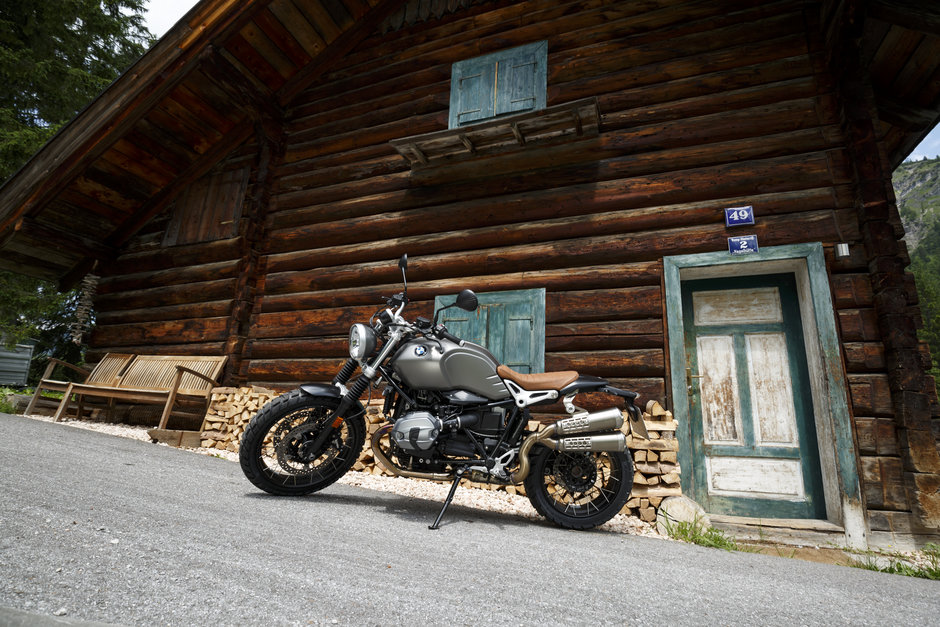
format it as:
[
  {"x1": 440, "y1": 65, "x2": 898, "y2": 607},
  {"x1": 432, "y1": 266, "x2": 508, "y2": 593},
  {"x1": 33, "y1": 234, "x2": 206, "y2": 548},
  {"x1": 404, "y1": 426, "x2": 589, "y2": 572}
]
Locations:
[
  {"x1": 0, "y1": 0, "x2": 261, "y2": 238},
  {"x1": 0, "y1": 0, "x2": 408, "y2": 287}
]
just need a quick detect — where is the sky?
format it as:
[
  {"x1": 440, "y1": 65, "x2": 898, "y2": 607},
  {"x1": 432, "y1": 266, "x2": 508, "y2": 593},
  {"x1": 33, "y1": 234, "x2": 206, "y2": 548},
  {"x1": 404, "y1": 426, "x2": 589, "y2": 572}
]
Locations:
[
  {"x1": 141, "y1": 0, "x2": 940, "y2": 161},
  {"x1": 143, "y1": 0, "x2": 199, "y2": 38}
]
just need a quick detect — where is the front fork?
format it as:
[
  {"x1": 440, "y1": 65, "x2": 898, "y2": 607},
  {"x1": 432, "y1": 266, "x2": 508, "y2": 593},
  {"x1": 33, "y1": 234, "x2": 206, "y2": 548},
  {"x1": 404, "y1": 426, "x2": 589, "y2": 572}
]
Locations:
[{"x1": 310, "y1": 330, "x2": 404, "y2": 450}]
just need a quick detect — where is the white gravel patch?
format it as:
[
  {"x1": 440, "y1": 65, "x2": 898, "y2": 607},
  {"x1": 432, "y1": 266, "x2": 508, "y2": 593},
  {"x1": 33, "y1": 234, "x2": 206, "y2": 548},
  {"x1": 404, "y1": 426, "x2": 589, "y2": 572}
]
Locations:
[{"x1": 22, "y1": 412, "x2": 662, "y2": 538}]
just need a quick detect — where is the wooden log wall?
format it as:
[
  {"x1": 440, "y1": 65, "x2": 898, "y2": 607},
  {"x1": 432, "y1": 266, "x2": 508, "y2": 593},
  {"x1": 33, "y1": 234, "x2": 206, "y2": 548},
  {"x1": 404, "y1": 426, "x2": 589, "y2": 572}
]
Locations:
[
  {"x1": 88, "y1": 133, "x2": 263, "y2": 377},
  {"x1": 82, "y1": 0, "x2": 939, "y2": 528},
  {"x1": 248, "y1": 0, "x2": 852, "y2": 408},
  {"x1": 822, "y1": 0, "x2": 940, "y2": 533}
]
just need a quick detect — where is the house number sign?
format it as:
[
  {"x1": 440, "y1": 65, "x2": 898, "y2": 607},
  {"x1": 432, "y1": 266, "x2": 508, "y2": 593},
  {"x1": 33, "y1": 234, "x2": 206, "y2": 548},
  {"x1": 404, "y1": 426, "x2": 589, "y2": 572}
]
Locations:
[
  {"x1": 728, "y1": 234, "x2": 759, "y2": 255},
  {"x1": 724, "y1": 205, "x2": 755, "y2": 227}
]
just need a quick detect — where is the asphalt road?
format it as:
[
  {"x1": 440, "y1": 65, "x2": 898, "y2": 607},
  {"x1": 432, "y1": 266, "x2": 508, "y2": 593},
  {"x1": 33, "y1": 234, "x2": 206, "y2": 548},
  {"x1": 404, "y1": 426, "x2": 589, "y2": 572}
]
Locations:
[{"x1": 1, "y1": 414, "x2": 938, "y2": 626}]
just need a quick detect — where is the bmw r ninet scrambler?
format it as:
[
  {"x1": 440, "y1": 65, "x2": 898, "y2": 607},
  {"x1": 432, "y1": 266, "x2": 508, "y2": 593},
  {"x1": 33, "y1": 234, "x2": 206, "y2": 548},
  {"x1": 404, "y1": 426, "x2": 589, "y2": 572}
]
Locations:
[{"x1": 239, "y1": 255, "x2": 648, "y2": 530}]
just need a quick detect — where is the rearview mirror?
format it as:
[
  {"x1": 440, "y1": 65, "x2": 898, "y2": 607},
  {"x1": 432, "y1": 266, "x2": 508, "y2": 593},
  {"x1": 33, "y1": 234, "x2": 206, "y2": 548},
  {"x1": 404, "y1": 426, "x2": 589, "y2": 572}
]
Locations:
[{"x1": 456, "y1": 289, "x2": 478, "y2": 311}]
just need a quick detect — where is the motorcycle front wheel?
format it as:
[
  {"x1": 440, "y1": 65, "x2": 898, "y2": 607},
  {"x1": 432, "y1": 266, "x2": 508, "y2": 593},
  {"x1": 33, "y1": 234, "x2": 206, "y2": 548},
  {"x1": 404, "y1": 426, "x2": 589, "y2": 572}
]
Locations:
[
  {"x1": 239, "y1": 390, "x2": 365, "y2": 496},
  {"x1": 523, "y1": 446, "x2": 633, "y2": 530}
]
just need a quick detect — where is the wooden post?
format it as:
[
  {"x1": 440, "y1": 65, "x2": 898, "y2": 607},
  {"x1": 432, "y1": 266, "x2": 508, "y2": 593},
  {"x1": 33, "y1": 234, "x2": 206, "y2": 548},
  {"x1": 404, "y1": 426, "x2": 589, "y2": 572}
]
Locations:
[{"x1": 225, "y1": 116, "x2": 284, "y2": 386}]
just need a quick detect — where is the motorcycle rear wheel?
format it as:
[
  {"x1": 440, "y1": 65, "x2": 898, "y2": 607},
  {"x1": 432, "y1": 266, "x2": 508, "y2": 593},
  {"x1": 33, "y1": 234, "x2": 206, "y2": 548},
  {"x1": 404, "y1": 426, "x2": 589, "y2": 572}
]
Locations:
[
  {"x1": 239, "y1": 390, "x2": 365, "y2": 496},
  {"x1": 523, "y1": 445, "x2": 633, "y2": 530}
]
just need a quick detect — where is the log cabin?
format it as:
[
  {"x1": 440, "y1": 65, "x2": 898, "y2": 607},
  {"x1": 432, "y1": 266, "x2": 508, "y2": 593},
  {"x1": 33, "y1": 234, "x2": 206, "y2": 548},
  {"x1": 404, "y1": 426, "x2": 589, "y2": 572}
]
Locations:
[{"x1": 1, "y1": 0, "x2": 939, "y2": 548}]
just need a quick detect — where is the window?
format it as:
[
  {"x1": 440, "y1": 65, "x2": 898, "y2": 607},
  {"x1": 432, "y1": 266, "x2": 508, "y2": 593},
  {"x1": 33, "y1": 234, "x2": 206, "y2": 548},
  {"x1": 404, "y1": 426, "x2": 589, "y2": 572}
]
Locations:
[
  {"x1": 448, "y1": 41, "x2": 548, "y2": 129},
  {"x1": 434, "y1": 288, "x2": 546, "y2": 373}
]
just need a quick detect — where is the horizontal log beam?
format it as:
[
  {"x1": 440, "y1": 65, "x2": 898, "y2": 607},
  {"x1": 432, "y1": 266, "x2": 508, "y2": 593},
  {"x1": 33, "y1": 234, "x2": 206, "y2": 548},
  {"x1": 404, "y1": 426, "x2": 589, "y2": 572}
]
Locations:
[
  {"x1": 95, "y1": 278, "x2": 237, "y2": 312},
  {"x1": 96, "y1": 260, "x2": 242, "y2": 295},
  {"x1": 95, "y1": 300, "x2": 233, "y2": 325},
  {"x1": 90, "y1": 317, "x2": 230, "y2": 347},
  {"x1": 102, "y1": 237, "x2": 243, "y2": 276},
  {"x1": 546, "y1": 349, "x2": 665, "y2": 377}
]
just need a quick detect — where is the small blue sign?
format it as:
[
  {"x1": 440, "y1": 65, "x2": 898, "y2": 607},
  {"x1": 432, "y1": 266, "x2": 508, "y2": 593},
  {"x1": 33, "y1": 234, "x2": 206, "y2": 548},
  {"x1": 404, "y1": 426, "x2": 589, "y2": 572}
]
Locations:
[
  {"x1": 724, "y1": 205, "x2": 755, "y2": 227},
  {"x1": 728, "y1": 235, "x2": 759, "y2": 255}
]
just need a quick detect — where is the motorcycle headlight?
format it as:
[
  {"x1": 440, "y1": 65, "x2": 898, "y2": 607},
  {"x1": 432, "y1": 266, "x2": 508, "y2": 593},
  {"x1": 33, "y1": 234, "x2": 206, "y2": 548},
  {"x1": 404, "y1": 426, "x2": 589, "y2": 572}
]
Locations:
[{"x1": 349, "y1": 323, "x2": 377, "y2": 361}]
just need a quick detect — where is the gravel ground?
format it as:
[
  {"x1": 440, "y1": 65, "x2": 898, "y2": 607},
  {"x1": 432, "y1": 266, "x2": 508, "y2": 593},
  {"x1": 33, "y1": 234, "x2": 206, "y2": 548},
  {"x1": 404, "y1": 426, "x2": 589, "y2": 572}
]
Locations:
[{"x1": 22, "y1": 413, "x2": 661, "y2": 539}]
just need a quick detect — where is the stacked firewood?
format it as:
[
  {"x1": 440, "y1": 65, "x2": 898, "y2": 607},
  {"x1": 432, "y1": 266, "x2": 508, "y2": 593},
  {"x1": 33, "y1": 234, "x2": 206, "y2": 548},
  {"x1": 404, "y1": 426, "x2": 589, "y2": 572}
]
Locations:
[
  {"x1": 202, "y1": 389, "x2": 682, "y2": 521},
  {"x1": 200, "y1": 387, "x2": 278, "y2": 451},
  {"x1": 623, "y1": 400, "x2": 682, "y2": 522}
]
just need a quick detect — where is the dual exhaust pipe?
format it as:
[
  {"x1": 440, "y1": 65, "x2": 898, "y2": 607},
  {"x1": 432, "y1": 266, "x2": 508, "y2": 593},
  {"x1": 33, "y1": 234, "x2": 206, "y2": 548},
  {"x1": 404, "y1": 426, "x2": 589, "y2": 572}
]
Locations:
[{"x1": 510, "y1": 407, "x2": 625, "y2": 483}]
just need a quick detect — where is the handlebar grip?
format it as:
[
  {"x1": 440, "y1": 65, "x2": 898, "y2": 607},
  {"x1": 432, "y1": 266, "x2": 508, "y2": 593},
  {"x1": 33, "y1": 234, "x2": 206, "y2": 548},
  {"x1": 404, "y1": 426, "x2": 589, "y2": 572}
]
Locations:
[{"x1": 440, "y1": 329, "x2": 462, "y2": 344}]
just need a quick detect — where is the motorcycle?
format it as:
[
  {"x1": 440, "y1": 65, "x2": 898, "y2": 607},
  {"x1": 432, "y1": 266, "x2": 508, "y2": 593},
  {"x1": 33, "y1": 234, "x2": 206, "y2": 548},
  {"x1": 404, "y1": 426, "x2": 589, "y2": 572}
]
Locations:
[{"x1": 239, "y1": 255, "x2": 648, "y2": 530}]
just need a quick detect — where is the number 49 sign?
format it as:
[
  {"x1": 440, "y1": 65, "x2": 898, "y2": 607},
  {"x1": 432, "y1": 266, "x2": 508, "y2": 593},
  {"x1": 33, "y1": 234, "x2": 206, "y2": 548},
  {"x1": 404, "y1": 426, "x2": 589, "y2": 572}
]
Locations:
[{"x1": 724, "y1": 205, "x2": 755, "y2": 227}]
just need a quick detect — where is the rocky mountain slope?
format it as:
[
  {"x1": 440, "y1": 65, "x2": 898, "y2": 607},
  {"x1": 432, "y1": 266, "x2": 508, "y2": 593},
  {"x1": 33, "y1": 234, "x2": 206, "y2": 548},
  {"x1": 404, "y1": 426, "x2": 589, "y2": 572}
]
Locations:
[
  {"x1": 895, "y1": 157, "x2": 940, "y2": 252},
  {"x1": 893, "y1": 157, "x2": 940, "y2": 377}
]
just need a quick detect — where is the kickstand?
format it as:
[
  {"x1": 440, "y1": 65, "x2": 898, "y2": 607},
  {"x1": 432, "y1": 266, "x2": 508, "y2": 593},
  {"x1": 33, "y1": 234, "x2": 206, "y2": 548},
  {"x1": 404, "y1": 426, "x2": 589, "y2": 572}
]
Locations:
[{"x1": 429, "y1": 469, "x2": 464, "y2": 530}]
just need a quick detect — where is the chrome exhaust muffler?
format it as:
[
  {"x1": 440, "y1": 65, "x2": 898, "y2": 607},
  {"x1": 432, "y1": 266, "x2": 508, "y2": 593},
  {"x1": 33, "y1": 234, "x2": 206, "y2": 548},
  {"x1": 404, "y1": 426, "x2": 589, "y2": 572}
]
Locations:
[
  {"x1": 509, "y1": 407, "x2": 627, "y2": 484},
  {"x1": 553, "y1": 433, "x2": 626, "y2": 453},
  {"x1": 554, "y1": 407, "x2": 623, "y2": 436}
]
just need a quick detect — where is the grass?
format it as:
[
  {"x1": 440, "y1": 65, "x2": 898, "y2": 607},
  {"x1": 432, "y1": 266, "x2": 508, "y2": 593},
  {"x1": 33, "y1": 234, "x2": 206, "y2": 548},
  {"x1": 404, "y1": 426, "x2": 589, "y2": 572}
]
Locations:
[
  {"x1": 846, "y1": 542, "x2": 940, "y2": 580},
  {"x1": 0, "y1": 386, "x2": 24, "y2": 414},
  {"x1": 660, "y1": 514, "x2": 745, "y2": 552},
  {"x1": 0, "y1": 386, "x2": 63, "y2": 414},
  {"x1": 661, "y1": 515, "x2": 940, "y2": 581}
]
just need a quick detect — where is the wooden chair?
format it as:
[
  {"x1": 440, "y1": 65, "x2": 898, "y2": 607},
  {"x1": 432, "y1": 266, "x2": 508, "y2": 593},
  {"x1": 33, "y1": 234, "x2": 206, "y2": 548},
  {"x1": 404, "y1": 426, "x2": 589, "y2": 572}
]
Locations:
[{"x1": 25, "y1": 353, "x2": 135, "y2": 416}]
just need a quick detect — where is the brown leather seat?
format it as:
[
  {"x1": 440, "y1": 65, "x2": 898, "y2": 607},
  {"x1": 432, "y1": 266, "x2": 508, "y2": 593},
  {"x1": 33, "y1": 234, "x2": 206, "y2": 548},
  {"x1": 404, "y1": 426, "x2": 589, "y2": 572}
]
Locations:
[{"x1": 497, "y1": 365, "x2": 579, "y2": 391}]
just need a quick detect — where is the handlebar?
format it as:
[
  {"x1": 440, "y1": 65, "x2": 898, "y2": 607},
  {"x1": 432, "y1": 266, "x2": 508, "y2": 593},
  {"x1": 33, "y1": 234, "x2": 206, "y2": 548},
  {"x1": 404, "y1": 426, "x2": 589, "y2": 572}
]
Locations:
[
  {"x1": 438, "y1": 327, "x2": 462, "y2": 344},
  {"x1": 374, "y1": 298, "x2": 464, "y2": 345}
]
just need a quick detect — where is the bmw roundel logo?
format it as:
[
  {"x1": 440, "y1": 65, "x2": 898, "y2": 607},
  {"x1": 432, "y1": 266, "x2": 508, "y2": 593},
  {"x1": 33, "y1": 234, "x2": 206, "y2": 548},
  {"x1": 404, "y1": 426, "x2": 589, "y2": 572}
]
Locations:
[{"x1": 414, "y1": 346, "x2": 428, "y2": 357}]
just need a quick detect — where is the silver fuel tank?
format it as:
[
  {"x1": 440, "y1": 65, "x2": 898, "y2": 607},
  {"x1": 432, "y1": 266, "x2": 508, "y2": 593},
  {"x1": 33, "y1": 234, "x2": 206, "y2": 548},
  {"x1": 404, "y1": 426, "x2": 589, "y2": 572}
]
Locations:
[{"x1": 389, "y1": 337, "x2": 511, "y2": 401}]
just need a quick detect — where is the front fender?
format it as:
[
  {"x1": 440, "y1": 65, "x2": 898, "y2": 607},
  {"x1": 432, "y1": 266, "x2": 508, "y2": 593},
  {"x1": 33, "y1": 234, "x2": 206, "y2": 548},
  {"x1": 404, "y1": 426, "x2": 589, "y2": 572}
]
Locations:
[
  {"x1": 298, "y1": 383, "x2": 367, "y2": 421},
  {"x1": 299, "y1": 383, "x2": 342, "y2": 398}
]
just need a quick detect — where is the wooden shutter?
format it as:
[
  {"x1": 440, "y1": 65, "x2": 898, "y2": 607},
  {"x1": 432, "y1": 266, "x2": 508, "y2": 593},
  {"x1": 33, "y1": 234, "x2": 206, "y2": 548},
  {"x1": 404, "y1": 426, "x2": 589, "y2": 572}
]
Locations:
[
  {"x1": 495, "y1": 41, "x2": 547, "y2": 116},
  {"x1": 435, "y1": 288, "x2": 545, "y2": 372},
  {"x1": 163, "y1": 166, "x2": 249, "y2": 247},
  {"x1": 449, "y1": 56, "x2": 496, "y2": 128},
  {"x1": 448, "y1": 41, "x2": 547, "y2": 129}
]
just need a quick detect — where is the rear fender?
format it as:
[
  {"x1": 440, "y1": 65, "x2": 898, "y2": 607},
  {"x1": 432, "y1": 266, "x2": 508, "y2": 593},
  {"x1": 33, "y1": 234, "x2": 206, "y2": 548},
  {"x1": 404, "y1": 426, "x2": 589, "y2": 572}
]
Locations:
[{"x1": 623, "y1": 402, "x2": 649, "y2": 440}]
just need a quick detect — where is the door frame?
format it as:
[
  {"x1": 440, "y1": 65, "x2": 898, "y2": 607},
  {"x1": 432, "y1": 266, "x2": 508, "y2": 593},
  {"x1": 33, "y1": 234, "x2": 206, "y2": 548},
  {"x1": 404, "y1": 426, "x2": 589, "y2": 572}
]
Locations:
[{"x1": 663, "y1": 243, "x2": 866, "y2": 547}]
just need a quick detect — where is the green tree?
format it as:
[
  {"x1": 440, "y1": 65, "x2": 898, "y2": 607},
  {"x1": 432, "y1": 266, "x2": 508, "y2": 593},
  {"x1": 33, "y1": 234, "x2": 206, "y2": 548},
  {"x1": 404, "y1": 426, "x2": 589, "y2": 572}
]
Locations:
[
  {"x1": 911, "y1": 220, "x2": 940, "y2": 380},
  {"x1": 0, "y1": 1, "x2": 153, "y2": 384},
  {"x1": 1, "y1": 0, "x2": 153, "y2": 181}
]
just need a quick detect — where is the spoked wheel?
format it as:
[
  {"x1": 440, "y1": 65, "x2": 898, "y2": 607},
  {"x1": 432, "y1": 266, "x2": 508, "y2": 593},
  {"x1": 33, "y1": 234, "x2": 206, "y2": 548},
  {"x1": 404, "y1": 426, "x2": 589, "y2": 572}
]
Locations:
[
  {"x1": 239, "y1": 390, "x2": 365, "y2": 496},
  {"x1": 524, "y1": 446, "x2": 633, "y2": 530}
]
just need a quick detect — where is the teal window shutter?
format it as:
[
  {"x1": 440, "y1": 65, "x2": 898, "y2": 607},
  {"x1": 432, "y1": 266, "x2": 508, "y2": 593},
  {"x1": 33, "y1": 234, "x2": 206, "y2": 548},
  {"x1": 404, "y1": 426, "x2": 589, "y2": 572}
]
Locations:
[
  {"x1": 450, "y1": 56, "x2": 496, "y2": 128},
  {"x1": 448, "y1": 41, "x2": 547, "y2": 129},
  {"x1": 435, "y1": 288, "x2": 545, "y2": 373},
  {"x1": 495, "y1": 41, "x2": 547, "y2": 116}
]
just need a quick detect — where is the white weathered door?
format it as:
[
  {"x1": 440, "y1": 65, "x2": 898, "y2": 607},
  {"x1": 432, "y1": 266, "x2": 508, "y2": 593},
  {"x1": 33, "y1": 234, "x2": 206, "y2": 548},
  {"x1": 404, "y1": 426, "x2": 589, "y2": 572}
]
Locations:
[{"x1": 682, "y1": 274, "x2": 825, "y2": 518}]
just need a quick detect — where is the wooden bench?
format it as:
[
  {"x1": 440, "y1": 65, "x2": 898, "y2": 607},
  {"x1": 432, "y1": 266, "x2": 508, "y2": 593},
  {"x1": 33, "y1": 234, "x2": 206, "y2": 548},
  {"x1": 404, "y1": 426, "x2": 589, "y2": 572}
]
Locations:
[
  {"x1": 52, "y1": 355, "x2": 227, "y2": 429},
  {"x1": 25, "y1": 353, "x2": 135, "y2": 416}
]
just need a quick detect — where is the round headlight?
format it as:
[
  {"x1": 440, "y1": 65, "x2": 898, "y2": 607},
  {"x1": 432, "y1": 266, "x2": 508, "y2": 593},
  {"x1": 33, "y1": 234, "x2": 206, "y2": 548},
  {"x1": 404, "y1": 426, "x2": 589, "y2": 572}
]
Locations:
[{"x1": 349, "y1": 323, "x2": 377, "y2": 361}]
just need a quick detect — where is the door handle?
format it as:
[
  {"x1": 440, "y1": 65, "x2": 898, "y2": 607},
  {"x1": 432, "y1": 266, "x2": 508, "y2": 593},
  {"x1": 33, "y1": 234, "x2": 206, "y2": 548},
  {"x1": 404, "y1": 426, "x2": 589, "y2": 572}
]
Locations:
[{"x1": 686, "y1": 367, "x2": 704, "y2": 393}]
